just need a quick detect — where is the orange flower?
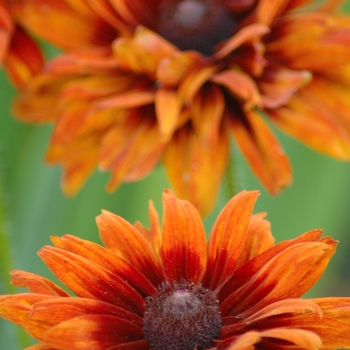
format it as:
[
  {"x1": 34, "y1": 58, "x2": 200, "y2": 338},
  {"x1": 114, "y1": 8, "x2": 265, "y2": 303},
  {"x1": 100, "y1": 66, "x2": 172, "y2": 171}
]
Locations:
[
  {"x1": 7, "y1": 0, "x2": 350, "y2": 215},
  {"x1": 1, "y1": 190, "x2": 350, "y2": 349},
  {"x1": 0, "y1": 0, "x2": 43, "y2": 87}
]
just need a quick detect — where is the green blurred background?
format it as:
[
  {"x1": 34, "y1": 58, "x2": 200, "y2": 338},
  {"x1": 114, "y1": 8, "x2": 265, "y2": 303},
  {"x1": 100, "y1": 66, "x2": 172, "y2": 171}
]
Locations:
[{"x1": 2, "y1": 5, "x2": 350, "y2": 347}]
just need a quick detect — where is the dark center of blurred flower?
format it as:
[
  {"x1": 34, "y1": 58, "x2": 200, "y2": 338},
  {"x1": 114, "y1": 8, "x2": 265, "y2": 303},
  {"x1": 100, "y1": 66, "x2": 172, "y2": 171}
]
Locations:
[
  {"x1": 158, "y1": 0, "x2": 236, "y2": 55},
  {"x1": 143, "y1": 282, "x2": 222, "y2": 350}
]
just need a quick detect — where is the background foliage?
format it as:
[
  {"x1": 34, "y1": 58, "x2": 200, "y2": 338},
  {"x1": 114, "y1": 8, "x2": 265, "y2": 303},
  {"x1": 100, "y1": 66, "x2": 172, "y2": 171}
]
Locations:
[{"x1": 2, "y1": 3, "x2": 350, "y2": 347}]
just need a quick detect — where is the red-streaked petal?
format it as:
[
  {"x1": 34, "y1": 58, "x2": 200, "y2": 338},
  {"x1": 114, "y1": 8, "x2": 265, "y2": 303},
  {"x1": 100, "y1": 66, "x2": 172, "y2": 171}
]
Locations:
[
  {"x1": 96, "y1": 210, "x2": 163, "y2": 286},
  {"x1": 161, "y1": 189, "x2": 207, "y2": 284},
  {"x1": 163, "y1": 125, "x2": 229, "y2": 217},
  {"x1": 50, "y1": 235, "x2": 158, "y2": 296},
  {"x1": 38, "y1": 246, "x2": 146, "y2": 315},
  {"x1": 260, "y1": 300, "x2": 350, "y2": 348},
  {"x1": 219, "y1": 328, "x2": 322, "y2": 350},
  {"x1": 202, "y1": 190, "x2": 260, "y2": 290},
  {"x1": 107, "y1": 339, "x2": 149, "y2": 350},
  {"x1": 30, "y1": 297, "x2": 142, "y2": 328},
  {"x1": 3, "y1": 27, "x2": 43, "y2": 87},
  {"x1": 221, "y1": 298, "x2": 322, "y2": 336},
  {"x1": 10, "y1": 270, "x2": 69, "y2": 296},
  {"x1": 218, "y1": 229, "x2": 324, "y2": 301},
  {"x1": 228, "y1": 109, "x2": 292, "y2": 194},
  {"x1": 43, "y1": 315, "x2": 143, "y2": 350},
  {"x1": 220, "y1": 239, "x2": 336, "y2": 317}
]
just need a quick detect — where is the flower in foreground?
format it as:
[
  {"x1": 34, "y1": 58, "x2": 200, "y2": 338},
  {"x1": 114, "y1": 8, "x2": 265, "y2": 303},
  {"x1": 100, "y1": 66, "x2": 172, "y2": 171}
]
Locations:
[
  {"x1": 1, "y1": 190, "x2": 350, "y2": 350},
  {"x1": 5, "y1": 0, "x2": 350, "y2": 215}
]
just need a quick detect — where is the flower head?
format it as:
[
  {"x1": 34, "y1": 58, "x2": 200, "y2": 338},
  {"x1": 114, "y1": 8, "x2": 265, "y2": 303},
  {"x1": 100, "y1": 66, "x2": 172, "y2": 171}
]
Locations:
[
  {"x1": 1, "y1": 190, "x2": 350, "y2": 349},
  {"x1": 7, "y1": 0, "x2": 350, "y2": 215}
]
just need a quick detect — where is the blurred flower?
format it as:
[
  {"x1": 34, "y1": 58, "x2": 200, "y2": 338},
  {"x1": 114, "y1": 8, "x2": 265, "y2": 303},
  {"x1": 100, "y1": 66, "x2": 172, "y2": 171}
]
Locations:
[
  {"x1": 1, "y1": 190, "x2": 350, "y2": 349},
  {"x1": 6, "y1": 0, "x2": 350, "y2": 215},
  {"x1": 0, "y1": 0, "x2": 43, "y2": 87}
]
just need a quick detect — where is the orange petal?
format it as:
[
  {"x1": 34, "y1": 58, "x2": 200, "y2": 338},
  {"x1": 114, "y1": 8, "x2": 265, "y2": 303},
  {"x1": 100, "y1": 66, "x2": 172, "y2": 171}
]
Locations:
[
  {"x1": 160, "y1": 189, "x2": 207, "y2": 284},
  {"x1": 268, "y1": 76, "x2": 350, "y2": 160},
  {"x1": 43, "y1": 315, "x2": 143, "y2": 350},
  {"x1": 211, "y1": 69, "x2": 262, "y2": 109},
  {"x1": 222, "y1": 298, "x2": 322, "y2": 336},
  {"x1": 202, "y1": 190, "x2": 260, "y2": 290},
  {"x1": 235, "y1": 212, "x2": 275, "y2": 269},
  {"x1": 218, "y1": 229, "x2": 324, "y2": 301},
  {"x1": 50, "y1": 235, "x2": 158, "y2": 296},
  {"x1": 38, "y1": 246, "x2": 145, "y2": 315},
  {"x1": 96, "y1": 210, "x2": 163, "y2": 286},
  {"x1": 163, "y1": 125, "x2": 229, "y2": 217},
  {"x1": 9, "y1": 0, "x2": 114, "y2": 50},
  {"x1": 258, "y1": 64, "x2": 311, "y2": 109},
  {"x1": 214, "y1": 23, "x2": 269, "y2": 59},
  {"x1": 10, "y1": 270, "x2": 69, "y2": 296},
  {"x1": 30, "y1": 297, "x2": 142, "y2": 328},
  {"x1": 228, "y1": 109, "x2": 292, "y2": 195},
  {"x1": 220, "y1": 238, "x2": 336, "y2": 317},
  {"x1": 99, "y1": 113, "x2": 164, "y2": 190}
]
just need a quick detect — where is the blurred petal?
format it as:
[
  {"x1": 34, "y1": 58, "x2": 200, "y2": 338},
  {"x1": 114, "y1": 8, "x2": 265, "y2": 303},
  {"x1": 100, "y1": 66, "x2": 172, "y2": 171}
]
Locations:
[{"x1": 163, "y1": 125, "x2": 229, "y2": 217}]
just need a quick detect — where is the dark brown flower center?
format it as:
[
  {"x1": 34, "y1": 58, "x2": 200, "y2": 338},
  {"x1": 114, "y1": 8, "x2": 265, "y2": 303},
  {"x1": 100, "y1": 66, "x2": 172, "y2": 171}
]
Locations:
[
  {"x1": 143, "y1": 282, "x2": 222, "y2": 350},
  {"x1": 158, "y1": 0, "x2": 236, "y2": 55}
]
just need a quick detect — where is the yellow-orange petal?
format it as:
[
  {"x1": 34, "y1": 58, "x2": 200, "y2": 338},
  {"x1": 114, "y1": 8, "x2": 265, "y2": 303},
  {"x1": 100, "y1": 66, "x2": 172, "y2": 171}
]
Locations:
[
  {"x1": 0, "y1": 294, "x2": 53, "y2": 340},
  {"x1": 43, "y1": 315, "x2": 143, "y2": 350},
  {"x1": 202, "y1": 191, "x2": 260, "y2": 290},
  {"x1": 312, "y1": 297, "x2": 350, "y2": 321},
  {"x1": 228, "y1": 109, "x2": 292, "y2": 194},
  {"x1": 113, "y1": 26, "x2": 176, "y2": 78},
  {"x1": 161, "y1": 189, "x2": 207, "y2": 284},
  {"x1": 155, "y1": 86, "x2": 182, "y2": 141},
  {"x1": 191, "y1": 84, "x2": 225, "y2": 146},
  {"x1": 10, "y1": 270, "x2": 69, "y2": 296},
  {"x1": 220, "y1": 239, "x2": 336, "y2": 317},
  {"x1": 50, "y1": 235, "x2": 158, "y2": 296},
  {"x1": 38, "y1": 246, "x2": 145, "y2": 315},
  {"x1": 163, "y1": 125, "x2": 229, "y2": 217},
  {"x1": 96, "y1": 210, "x2": 163, "y2": 285}
]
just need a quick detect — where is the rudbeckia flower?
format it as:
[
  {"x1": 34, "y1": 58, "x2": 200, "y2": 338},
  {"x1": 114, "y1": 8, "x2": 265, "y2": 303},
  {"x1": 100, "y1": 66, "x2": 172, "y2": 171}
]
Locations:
[
  {"x1": 1, "y1": 190, "x2": 350, "y2": 349},
  {"x1": 7, "y1": 0, "x2": 350, "y2": 215},
  {"x1": 0, "y1": 0, "x2": 43, "y2": 87}
]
